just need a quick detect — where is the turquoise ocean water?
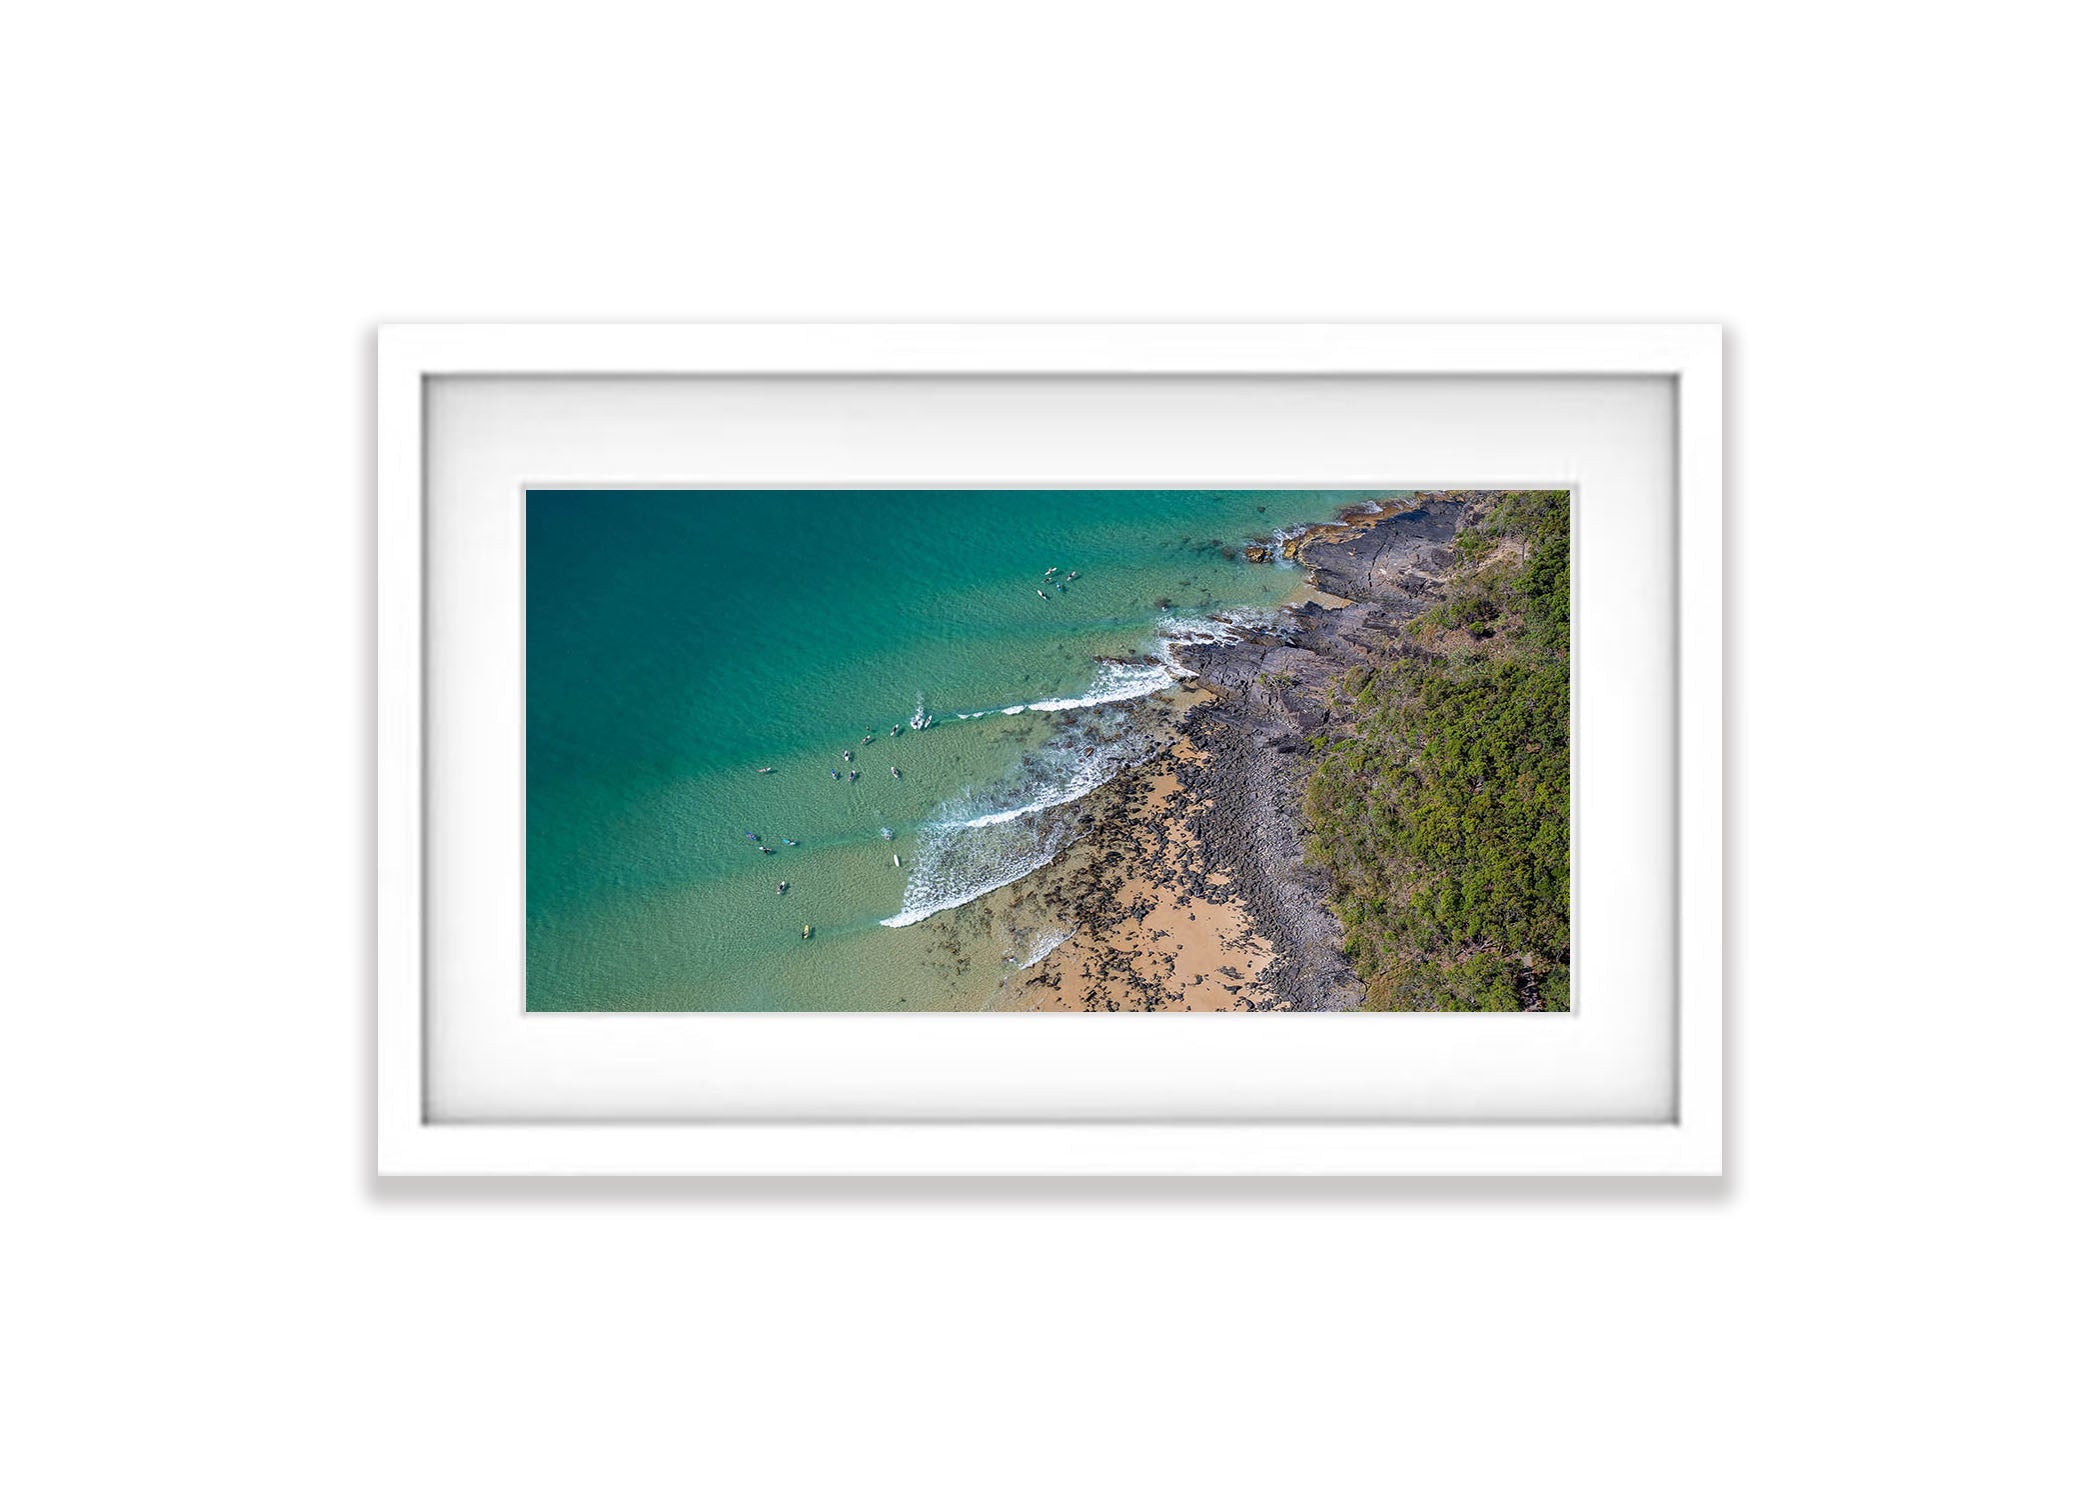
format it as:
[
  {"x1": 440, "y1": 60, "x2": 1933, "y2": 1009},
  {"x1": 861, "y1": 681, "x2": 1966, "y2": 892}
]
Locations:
[{"x1": 526, "y1": 489, "x2": 1381, "y2": 1010}]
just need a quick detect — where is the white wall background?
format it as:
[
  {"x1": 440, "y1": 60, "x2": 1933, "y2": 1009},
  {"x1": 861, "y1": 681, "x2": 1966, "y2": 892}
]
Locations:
[{"x1": 4, "y1": 3, "x2": 2091, "y2": 1496}]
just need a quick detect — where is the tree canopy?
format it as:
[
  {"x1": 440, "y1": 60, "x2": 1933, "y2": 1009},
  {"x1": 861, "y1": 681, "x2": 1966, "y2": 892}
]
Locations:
[{"x1": 1304, "y1": 491, "x2": 1572, "y2": 1011}]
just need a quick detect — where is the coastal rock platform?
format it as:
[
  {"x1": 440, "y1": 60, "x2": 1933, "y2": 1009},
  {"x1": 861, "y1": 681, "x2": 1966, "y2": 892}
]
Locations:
[{"x1": 962, "y1": 492, "x2": 1511, "y2": 1012}]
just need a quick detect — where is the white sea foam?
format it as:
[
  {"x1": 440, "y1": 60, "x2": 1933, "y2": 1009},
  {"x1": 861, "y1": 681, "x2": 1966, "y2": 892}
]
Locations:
[
  {"x1": 879, "y1": 614, "x2": 1283, "y2": 929},
  {"x1": 879, "y1": 698, "x2": 1174, "y2": 928},
  {"x1": 1012, "y1": 927, "x2": 1074, "y2": 969},
  {"x1": 947, "y1": 636, "x2": 1243, "y2": 726},
  {"x1": 959, "y1": 804, "x2": 1041, "y2": 830},
  {"x1": 1162, "y1": 608, "x2": 1276, "y2": 643},
  {"x1": 879, "y1": 808, "x2": 1085, "y2": 928},
  {"x1": 1154, "y1": 609, "x2": 1288, "y2": 672},
  {"x1": 956, "y1": 735, "x2": 1130, "y2": 829},
  {"x1": 993, "y1": 659, "x2": 1180, "y2": 716}
]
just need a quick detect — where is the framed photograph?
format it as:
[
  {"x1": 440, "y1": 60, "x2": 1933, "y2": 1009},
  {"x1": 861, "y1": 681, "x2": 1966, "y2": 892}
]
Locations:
[{"x1": 378, "y1": 324, "x2": 1722, "y2": 1175}]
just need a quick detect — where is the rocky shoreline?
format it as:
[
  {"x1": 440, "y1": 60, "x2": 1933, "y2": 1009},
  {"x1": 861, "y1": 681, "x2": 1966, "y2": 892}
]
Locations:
[
  {"x1": 976, "y1": 726, "x2": 1276, "y2": 1011},
  {"x1": 1169, "y1": 492, "x2": 1487, "y2": 1008},
  {"x1": 962, "y1": 491, "x2": 1503, "y2": 1011}
]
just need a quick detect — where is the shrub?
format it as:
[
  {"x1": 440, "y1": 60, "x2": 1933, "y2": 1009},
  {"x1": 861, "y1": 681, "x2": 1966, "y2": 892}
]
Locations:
[{"x1": 1303, "y1": 491, "x2": 1571, "y2": 1012}]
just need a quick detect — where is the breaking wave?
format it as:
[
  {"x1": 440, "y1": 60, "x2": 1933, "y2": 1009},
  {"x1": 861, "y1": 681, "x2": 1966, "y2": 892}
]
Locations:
[
  {"x1": 937, "y1": 620, "x2": 1276, "y2": 729},
  {"x1": 878, "y1": 612, "x2": 1282, "y2": 929},
  {"x1": 994, "y1": 659, "x2": 1180, "y2": 716},
  {"x1": 880, "y1": 695, "x2": 1176, "y2": 928},
  {"x1": 1012, "y1": 927, "x2": 1074, "y2": 969}
]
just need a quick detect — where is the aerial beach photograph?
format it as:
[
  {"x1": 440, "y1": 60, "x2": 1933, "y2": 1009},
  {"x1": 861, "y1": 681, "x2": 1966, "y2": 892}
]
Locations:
[{"x1": 526, "y1": 487, "x2": 1571, "y2": 1012}]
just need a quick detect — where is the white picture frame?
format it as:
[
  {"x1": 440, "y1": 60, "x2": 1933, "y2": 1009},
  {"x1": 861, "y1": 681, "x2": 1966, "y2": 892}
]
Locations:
[{"x1": 378, "y1": 323, "x2": 1722, "y2": 1176}]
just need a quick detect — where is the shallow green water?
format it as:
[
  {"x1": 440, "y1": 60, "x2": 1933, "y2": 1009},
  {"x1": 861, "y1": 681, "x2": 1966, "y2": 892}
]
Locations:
[{"x1": 526, "y1": 489, "x2": 1380, "y2": 1010}]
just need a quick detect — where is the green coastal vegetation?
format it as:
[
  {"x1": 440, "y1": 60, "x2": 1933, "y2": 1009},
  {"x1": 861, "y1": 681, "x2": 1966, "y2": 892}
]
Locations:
[
  {"x1": 1304, "y1": 491, "x2": 1572, "y2": 1011},
  {"x1": 525, "y1": 487, "x2": 1376, "y2": 1012}
]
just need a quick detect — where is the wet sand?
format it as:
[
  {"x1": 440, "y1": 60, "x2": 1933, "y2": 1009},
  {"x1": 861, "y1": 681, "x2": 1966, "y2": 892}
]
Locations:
[
  {"x1": 983, "y1": 735, "x2": 1277, "y2": 1011},
  {"x1": 924, "y1": 491, "x2": 1505, "y2": 1012}
]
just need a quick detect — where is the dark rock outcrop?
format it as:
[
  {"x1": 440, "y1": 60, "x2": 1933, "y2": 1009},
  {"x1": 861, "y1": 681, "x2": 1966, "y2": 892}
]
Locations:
[
  {"x1": 1173, "y1": 492, "x2": 1506, "y2": 1010},
  {"x1": 1295, "y1": 497, "x2": 1467, "y2": 610}
]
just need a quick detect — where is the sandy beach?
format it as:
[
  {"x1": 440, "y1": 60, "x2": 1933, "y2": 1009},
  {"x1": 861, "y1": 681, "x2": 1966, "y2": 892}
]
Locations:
[
  {"x1": 982, "y1": 732, "x2": 1277, "y2": 1010},
  {"x1": 944, "y1": 490, "x2": 1507, "y2": 1012}
]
